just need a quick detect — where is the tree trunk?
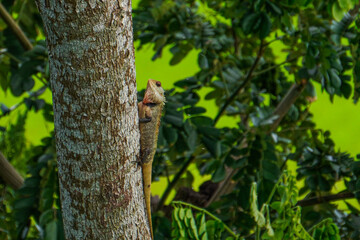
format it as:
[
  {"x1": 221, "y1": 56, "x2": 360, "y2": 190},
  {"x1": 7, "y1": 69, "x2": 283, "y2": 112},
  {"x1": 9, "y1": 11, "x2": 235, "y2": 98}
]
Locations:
[{"x1": 36, "y1": 1, "x2": 149, "y2": 239}]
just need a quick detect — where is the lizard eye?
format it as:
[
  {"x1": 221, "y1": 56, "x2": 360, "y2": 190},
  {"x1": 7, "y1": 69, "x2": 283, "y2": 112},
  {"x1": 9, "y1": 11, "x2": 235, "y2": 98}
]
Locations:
[{"x1": 156, "y1": 81, "x2": 161, "y2": 87}]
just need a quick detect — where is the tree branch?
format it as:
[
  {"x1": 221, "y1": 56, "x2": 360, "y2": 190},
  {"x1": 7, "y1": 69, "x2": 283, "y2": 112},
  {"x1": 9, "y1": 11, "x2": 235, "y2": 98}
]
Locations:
[
  {"x1": 269, "y1": 81, "x2": 307, "y2": 132},
  {"x1": 204, "y1": 82, "x2": 306, "y2": 207},
  {"x1": 297, "y1": 192, "x2": 356, "y2": 207},
  {"x1": 0, "y1": 151, "x2": 24, "y2": 189},
  {"x1": 0, "y1": 85, "x2": 48, "y2": 119},
  {"x1": 253, "y1": 56, "x2": 299, "y2": 77},
  {"x1": 214, "y1": 40, "x2": 265, "y2": 125},
  {"x1": 0, "y1": 3, "x2": 33, "y2": 50},
  {"x1": 173, "y1": 3, "x2": 360, "y2": 211}
]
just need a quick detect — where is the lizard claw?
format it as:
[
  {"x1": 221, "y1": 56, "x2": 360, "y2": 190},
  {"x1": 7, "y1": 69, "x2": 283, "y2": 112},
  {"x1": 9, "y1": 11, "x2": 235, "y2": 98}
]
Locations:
[{"x1": 139, "y1": 117, "x2": 152, "y2": 123}]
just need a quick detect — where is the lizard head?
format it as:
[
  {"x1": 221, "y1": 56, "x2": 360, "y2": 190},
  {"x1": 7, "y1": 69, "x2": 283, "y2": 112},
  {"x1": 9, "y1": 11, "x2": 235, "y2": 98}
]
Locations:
[{"x1": 143, "y1": 79, "x2": 165, "y2": 104}]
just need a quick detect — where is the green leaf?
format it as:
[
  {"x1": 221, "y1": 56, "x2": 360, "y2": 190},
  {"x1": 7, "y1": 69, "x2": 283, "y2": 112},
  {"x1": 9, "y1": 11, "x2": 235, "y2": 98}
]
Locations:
[
  {"x1": 190, "y1": 116, "x2": 213, "y2": 126},
  {"x1": 185, "y1": 107, "x2": 206, "y2": 115},
  {"x1": 170, "y1": 51, "x2": 188, "y2": 65},
  {"x1": 45, "y1": 220, "x2": 57, "y2": 240},
  {"x1": 259, "y1": 13, "x2": 272, "y2": 39},
  {"x1": 212, "y1": 164, "x2": 226, "y2": 183},
  {"x1": 198, "y1": 213, "x2": 207, "y2": 237},
  {"x1": 242, "y1": 13, "x2": 261, "y2": 35},
  {"x1": 190, "y1": 217, "x2": 199, "y2": 240},
  {"x1": 40, "y1": 209, "x2": 54, "y2": 227},
  {"x1": 328, "y1": 69, "x2": 341, "y2": 88},
  {"x1": 13, "y1": 197, "x2": 36, "y2": 210},
  {"x1": 270, "y1": 201, "x2": 282, "y2": 213},
  {"x1": 164, "y1": 127, "x2": 178, "y2": 145},
  {"x1": 338, "y1": 0, "x2": 351, "y2": 9},
  {"x1": 198, "y1": 126, "x2": 221, "y2": 138},
  {"x1": 341, "y1": 82, "x2": 352, "y2": 98},
  {"x1": 202, "y1": 136, "x2": 221, "y2": 158},
  {"x1": 266, "y1": 0, "x2": 282, "y2": 15},
  {"x1": 164, "y1": 114, "x2": 183, "y2": 127},
  {"x1": 198, "y1": 53, "x2": 209, "y2": 69},
  {"x1": 179, "y1": 208, "x2": 185, "y2": 220},
  {"x1": 332, "y1": 2, "x2": 344, "y2": 21},
  {"x1": 174, "y1": 77, "x2": 199, "y2": 88}
]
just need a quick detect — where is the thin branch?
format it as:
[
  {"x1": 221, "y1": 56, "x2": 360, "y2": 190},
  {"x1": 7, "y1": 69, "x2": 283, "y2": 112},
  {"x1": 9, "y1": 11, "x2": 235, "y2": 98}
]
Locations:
[
  {"x1": 0, "y1": 85, "x2": 48, "y2": 119},
  {"x1": 253, "y1": 56, "x2": 299, "y2": 77},
  {"x1": 0, "y1": 151, "x2": 24, "y2": 189},
  {"x1": 0, "y1": 3, "x2": 33, "y2": 50},
  {"x1": 175, "y1": 3, "x2": 360, "y2": 212},
  {"x1": 297, "y1": 192, "x2": 355, "y2": 207},
  {"x1": 213, "y1": 40, "x2": 265, "y2": 125},
  {"x1": 205, "y1": 82, "x2": 306, "y2": 207}
]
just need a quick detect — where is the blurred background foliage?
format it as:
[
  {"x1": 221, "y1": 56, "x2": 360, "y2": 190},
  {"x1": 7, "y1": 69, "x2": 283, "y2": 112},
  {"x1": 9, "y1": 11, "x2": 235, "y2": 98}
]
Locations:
[{"x1": 1, "y1": 0, "x2": 360, "y2": 239}]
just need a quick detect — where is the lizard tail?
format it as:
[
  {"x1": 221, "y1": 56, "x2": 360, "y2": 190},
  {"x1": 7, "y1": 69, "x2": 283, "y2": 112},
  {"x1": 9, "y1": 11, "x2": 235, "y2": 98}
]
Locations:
[{"x1": 142, "y1": 162, "x2": 154, "y2": 239}]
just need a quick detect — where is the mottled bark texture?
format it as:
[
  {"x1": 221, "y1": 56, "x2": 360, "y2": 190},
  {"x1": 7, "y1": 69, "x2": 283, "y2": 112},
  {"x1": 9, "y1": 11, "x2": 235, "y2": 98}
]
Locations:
[{"x1": 36, "y1": 1, "x2": 149, "y2": 239}]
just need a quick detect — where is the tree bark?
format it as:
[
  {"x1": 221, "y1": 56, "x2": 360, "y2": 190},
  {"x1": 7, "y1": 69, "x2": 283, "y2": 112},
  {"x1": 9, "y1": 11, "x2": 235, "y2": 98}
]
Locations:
[
  {"x1": 0, "y1": 151, "x2": 24, "y2": 189},
  {"x1": 36, "y1": 1, "x2": 149, "y2": 239}
]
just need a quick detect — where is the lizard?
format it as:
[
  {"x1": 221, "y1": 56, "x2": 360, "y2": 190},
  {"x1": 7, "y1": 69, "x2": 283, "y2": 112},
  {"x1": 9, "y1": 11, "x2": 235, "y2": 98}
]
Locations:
[{"x1": 138, "y1": 79, "x2": 165, "y2": 239}]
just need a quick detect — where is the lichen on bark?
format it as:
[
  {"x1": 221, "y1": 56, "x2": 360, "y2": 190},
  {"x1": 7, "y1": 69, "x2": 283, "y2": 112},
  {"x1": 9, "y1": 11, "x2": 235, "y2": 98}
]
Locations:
[{"x1": 35, "y1": 0, "x2": 150, "y2": 239}]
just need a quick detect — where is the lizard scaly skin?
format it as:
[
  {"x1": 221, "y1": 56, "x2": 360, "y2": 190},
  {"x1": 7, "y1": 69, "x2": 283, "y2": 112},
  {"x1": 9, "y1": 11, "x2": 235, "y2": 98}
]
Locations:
[{"x1": 138, "y1": 79, "x2": 165, "y2": 239}]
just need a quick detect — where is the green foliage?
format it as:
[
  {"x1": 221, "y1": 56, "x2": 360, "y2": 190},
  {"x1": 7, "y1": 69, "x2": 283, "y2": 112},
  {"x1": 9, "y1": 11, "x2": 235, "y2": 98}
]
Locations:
[
  {"x1": 134, "y1": 0, "x2": 360, "y2": 238},
  {"x1": 1, "y1": 0, "x2": 360, "y2": 239},
  {"x1": 172, "y1": 201, "x2": 240, "y2": 240},
  {"x1": 172, "y1": 172, "x2": 342, "y2": 240}
]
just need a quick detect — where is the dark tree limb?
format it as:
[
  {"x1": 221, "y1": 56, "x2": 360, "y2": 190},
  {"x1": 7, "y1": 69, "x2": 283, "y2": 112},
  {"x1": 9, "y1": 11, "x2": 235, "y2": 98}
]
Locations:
[
  {"x1": 269, "y1": 81, "x2": 307, "y2": 132},
  {"x1": 164, "y1": 3, "x2": 360, "y2": 211},
  {"x1": 0, "y1": 3, "x2": 33, "y2": 50},
  {"x1": 297, "y1": 192, "x2": 356, "y2": 207},
  {"x1": 157, "y1": 42, "x2": 266, "y2": 211},
  {"x1": 214, "y1": 40, "x2": 264, "y2": 125},
  {"x1": 0, "y1": 151, "x2": 24, "y2": 189}
]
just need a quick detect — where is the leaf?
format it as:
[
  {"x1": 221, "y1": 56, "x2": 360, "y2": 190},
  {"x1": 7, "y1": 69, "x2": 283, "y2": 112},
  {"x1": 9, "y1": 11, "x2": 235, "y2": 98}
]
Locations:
[
  {"x1": 198, "y1": 213, "x2": 207, "y2": 236},
  {"x1": 266, "y1": 0, "x2": 282, "y2": 15},
  {"x1": 242, "y1": 13, "x2": 261, "y2": 35},
  {"x1": 332, "y1": 2, "x2": 344, "y2": 21},
  {"x1": 328, "y1": 69, "x2": 341, "y2": 88},
  {"x1": 186, "y1": 128, "x2": 197, "y2": 151},
  {"x1": 197, "y1": 126, "x2": 221, "y2": 138},
  {"x1": 185, "y1": 107, "x2": 206, "y2": 115},
  {"x1": 190, "y1": 116, "x2": 213, "y2": 126},
  {"x1": 338, "y1": 0, "x2": 351, "y2": 9},
  {"x1": 341, "y1": 82, "x2": 352, "y2": 98},
  {"x1": 202, "y1": 136, "x2": 221, "y2": 158},
  {"x1": 164, "y1": 127, "x2": 178, "y2": 145},
  {"x1": 179, "y1": 208, "x2": 185, "y2": 220},
  {"x1": 259, "y1": 13, "x2": 272, "y2": 39},
  {"x1": 212, "y1": 164, "x2": 226, "y2": 183},
  {"x1": 164, "y1": 114, "x2": 183, "y2": 127},
  {"x1": 198, "y1": 53, "x2": 209, "y2": 69},
  {"x1": 174, "y1": 77, "x2": 199, "y2": 88},
  {"x1": 45, "y1": 220, "x2": 57, "y2": 240},
  {"x1": 13, "y1": 197, "x2": 36, "y2": 210},
  {"x1": 40, "y1": 209, "x2": 54, "y2": 227}
]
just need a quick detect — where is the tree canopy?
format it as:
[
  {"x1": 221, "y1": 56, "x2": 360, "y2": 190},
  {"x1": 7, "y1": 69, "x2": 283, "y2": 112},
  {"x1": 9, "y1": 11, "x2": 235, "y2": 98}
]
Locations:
[{"x1": 1, "y1": 0, "x2": 360, "y2": 239}]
